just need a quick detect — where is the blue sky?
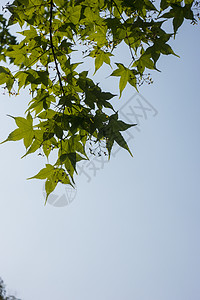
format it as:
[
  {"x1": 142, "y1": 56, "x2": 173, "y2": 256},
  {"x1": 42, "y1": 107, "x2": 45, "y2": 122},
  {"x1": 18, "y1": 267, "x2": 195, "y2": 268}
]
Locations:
[{"x1": 0, "y1": 2, "x2": 200, "y2": 300}]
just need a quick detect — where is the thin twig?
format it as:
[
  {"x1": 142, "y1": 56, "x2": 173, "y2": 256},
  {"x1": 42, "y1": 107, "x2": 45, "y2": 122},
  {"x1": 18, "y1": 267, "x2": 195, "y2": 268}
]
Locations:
[
  {"x1": 49, "y1": 0, "x2": 80, "y2": 115},
  {"x1": 112, "y1": 0, "x2": 135, "y2": 64},
  {"x1": 49, "y1": 0, "x2": 65, "y2": 96}
]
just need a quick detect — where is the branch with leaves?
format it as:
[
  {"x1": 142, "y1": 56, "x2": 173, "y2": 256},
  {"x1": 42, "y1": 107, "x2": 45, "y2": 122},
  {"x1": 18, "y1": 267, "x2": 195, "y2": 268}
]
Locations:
[{"x1": 0, "y1": 0, "x2": 199, "y2": 203}]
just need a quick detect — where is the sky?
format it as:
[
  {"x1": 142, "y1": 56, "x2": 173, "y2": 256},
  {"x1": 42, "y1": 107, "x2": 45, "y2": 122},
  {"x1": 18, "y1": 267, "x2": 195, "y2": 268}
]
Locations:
[{"x1": 0, "y1": 2, "x2": 200, "y2": 300}]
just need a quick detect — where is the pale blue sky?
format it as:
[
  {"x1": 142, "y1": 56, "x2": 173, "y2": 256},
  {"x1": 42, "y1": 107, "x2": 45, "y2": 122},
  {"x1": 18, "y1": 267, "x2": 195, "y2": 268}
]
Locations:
[{"x1": 0, "y1": 3, "x2": 200, "y2": 300}]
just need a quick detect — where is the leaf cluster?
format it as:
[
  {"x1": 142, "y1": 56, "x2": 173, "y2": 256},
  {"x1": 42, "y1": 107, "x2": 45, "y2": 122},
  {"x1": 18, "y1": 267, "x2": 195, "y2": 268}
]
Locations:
[{"x1": 0, "y1": 14, "x2": 17, "y2": 62}]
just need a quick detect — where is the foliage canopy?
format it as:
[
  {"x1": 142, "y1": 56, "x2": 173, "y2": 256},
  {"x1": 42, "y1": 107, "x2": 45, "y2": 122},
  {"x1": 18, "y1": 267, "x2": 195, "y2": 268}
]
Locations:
[{"x1": 0, "y1": 0, "x2": 199, "y2": 202}]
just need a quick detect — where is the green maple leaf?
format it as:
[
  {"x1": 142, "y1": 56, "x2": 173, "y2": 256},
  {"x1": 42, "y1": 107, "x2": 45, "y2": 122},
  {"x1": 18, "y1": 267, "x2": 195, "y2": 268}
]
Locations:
[{"x1": 1, "y1": 113, "x2": 34, "y2": 148}]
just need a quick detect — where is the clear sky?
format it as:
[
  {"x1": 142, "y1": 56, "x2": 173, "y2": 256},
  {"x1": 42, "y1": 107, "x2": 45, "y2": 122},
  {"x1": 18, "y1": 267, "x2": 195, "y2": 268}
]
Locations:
[{"x1": 0, "y1": 2, "x2": 200, "y2": 300}]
